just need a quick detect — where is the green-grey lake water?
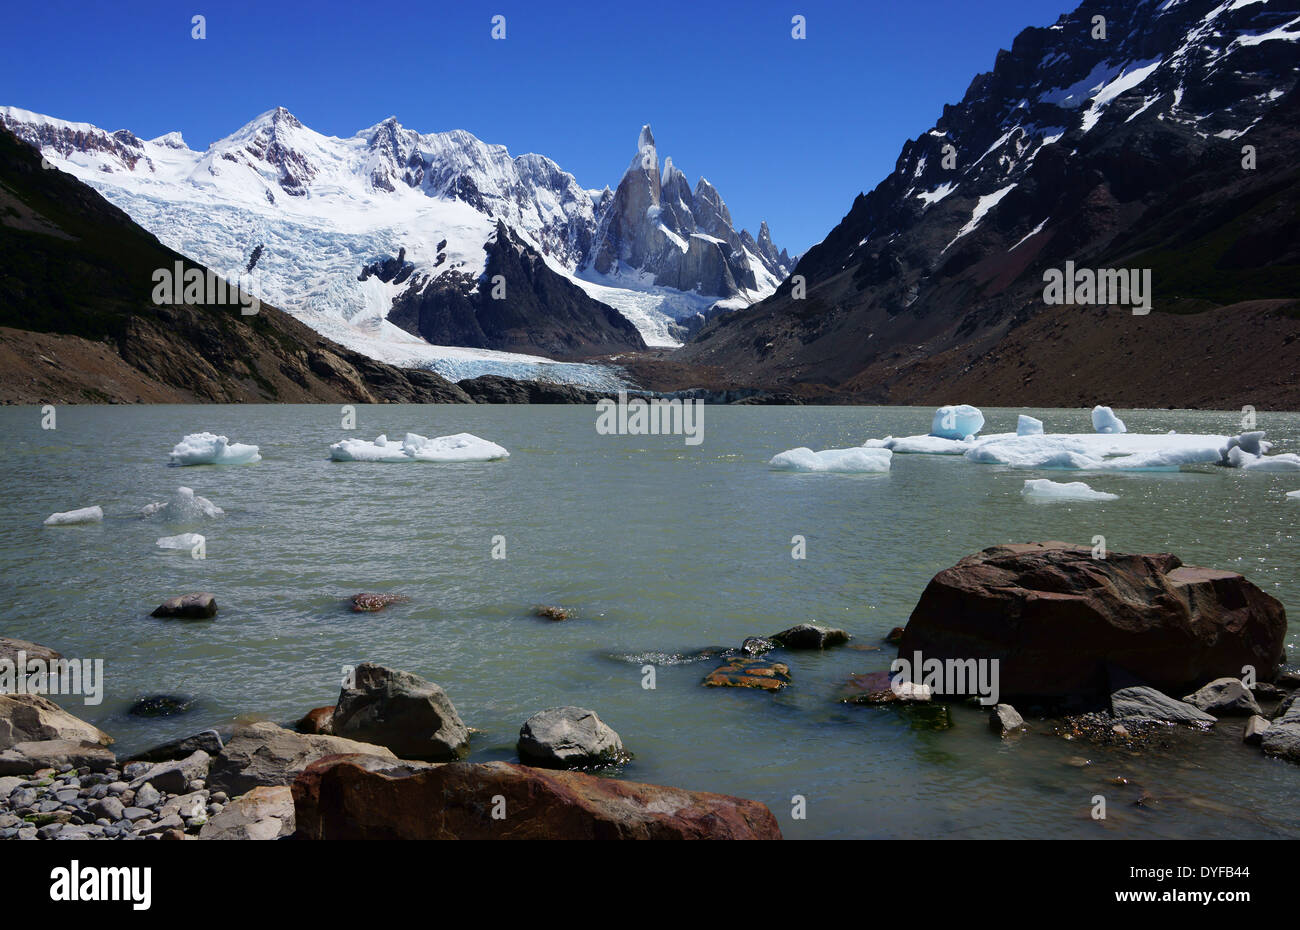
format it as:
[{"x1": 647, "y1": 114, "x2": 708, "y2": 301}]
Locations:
[{"x1": 1, "y1": 404, "x2": 1297, "y2": 839}]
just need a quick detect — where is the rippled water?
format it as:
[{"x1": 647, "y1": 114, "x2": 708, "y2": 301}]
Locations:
[{"x1": 1, "y1": 404, "x2": 1297, "y2": 839}]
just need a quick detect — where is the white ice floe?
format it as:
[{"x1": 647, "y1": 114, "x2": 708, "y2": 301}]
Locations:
[
  {"x1": 966, "y1": 433, "x2": 1224, "y2": 470},
  {"x1": 43, "y1": 506, "x2": 103, "y2": 526},
  {"x1": 768, "y1": 447, "x2": 893, "y2": 473},
  {"x1": 931, "y1": 404, "x2": 985, "y2": 440},
  {"x1": 1017, "y1": 415, "x2": 1044, "y2": 436},
  {"x1": 1091, "y1": 405, "x2": 1127, "y2": 434},
  {"x1": 1225, "y1": 447, "x2": 1300, "y2": 471},
  {"x1": 1288, "y1": 490, "x2": 1300, "y2": 500},
  {"x1": 1022, "y1": 479, "x2": 1119, "y2": 501},
  {"x1": 142, "y1": 487, "x2": 223, "y2": 520},
  {"x1": 156, "y1": 533, "x2": 204, "y2": 550},
  {"x1": 865, "y1": 435, "x2": 971, "y2": 454},
  {"x1": 329, "y1": 432, "x2": 509, "y2": 463},
  {"x1": 169, "y1": 432, "x2": 261, "y2": 466}
]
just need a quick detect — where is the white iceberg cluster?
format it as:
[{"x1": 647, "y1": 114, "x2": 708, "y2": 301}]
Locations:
[
  {"x1": 169, "y1": 432, "x2": 261, "y2": 466},
  {"x1": 329, "y1": 432, "x2": 509, "y2": 463},
  {"x1": 930, "y1": 404, "x2": 985, "y2": 440},
  {"x1": 1219, "y1": 431, "x2": 1300, "y2": 471},
  {"x1": 1021, "y1": 479, "x2": 1118, "y2": 502},
  {"x1": 768, "y1": 446, "x2": 892, "y2": 473},
  {"x1": 43, "y1": 506, "x2": 103, "y2": 526},
  {"x1": 142, "y1": 487, "x2": 223, "y2": 520},
  {"x1": 156, "y1": 532, "x2": 204, "y2": 550},
  {"x1": 1091, "y1": 405, "x2": 1127, "y2": 434}
]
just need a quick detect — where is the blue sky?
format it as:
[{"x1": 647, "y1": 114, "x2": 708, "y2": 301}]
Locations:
[{"x1": 3, "y1": 0, "x2": 1072, "y2": 253}]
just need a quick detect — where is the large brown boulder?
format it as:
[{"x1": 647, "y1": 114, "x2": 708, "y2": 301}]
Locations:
[
  {"x1": 292, "y1": 755, "x2": 782, "y2": 840},
  {"x1": 898, "y1": 543, "x2": 1287, "y2": 700}
]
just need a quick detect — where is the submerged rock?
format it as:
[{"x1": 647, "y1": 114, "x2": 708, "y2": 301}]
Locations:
[
  {"x1": 150, "y1": 593, "x2": 217, "y2": 619},
  {"x1": 838, "y1": 670, "x2": 932, "y2": 704},
  {"x1": 128, "y1": 694, "x2": 195, "y2": 718},
  {"x1": 517, "y1": 707, "x2": 628, "y2": 769},
  {"x1": 292, "y1": 756, "x2": 783, "y2": 840},
  {"x1": 702, "y1": 656, "x2": 791, "y2": 692},
  {"x1": 331, "y1": 662, "x2": 469, "y2": 760},
  {"x1": 741, "y1": 636, "x2": 776, "y2": 656},
  {"x1": 534, "y1": 605, "x2": 572, "y2": 622},
  {"x1": 1261, "y1": 700, "x2": 1300, "y2": 763},
  {"x1": 768, "y1": 624, "x2": 850, "y2": 649},
  {"x1": 899, "y1": 543, "x2": 1287, "y2": 699},
  {"x1": 350, "y1": 593, "x2": 408, "y2": 613}
]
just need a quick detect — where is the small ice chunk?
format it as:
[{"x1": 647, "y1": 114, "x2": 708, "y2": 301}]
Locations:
[
  {"x1": 329, "y1": 432, "x2": 509, "y2": 463},
  {"x1": 931, "y1": 405, "x2": 985, "y2": 440},
  {"x1": 142, "y1": 487, "x2": 223, "y2": 520},
  {"x1": 169, "y1": 432, "x2": 261, "y2": 466},
  {"x1": 44, "y1": 505, "x2": 104, "y2": 526},
  {"x1": 1220, "y1": 431, "x2": 1273, "y2": 464},
  {"x1": 1227, "y1": 446, "x2": 1300, "y2": 471},
  {"x1": 156, "y1": 533, "x2": 204, "y2": 550},
  {"x1": 769, "y1": 447, "x2": 893, "y2": 473},
  {"x1": 1016, "y1": 415, "x2": 1044, "y2": 436},
  {"x1": 1091, "y1": 406, "x2": 1127, "y2": 434},
  {"x1": 1021, "y1": 479, "x2": 1118, "y2": 501},
  {"x1": 1288, "y1": 490, "x2": 1300, "y2": 500}
]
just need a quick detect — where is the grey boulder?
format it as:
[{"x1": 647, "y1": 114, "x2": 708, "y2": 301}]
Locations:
[
  {"x1": 1110, "y1": 687, "x2": 1216, "y2": 726},
  {"x1": 331, "y1": 663, "x2": 469, "y2": 761},
  {"x1": 517, "y1": 707, "x2": 627, "y2": 769},
  {"x1": 1182, "y1": 678, "x2": 1262, "y2": 717}
]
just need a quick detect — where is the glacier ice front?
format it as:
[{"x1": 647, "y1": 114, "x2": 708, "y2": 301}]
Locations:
[
  {"x1": 769, "y1": 447, "x2": 892, "y2": 473},
  {"x1": 329, "y1": 432, "x2": 509, "y2": 463},
  {"x1": 930, "y1": 405, "x2": 985, "y2": 440},
  {"x1": 169, "y1": 432, "x2": 261, "y2": 466}
]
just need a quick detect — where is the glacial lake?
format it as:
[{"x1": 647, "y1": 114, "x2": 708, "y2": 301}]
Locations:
[{"x1": 2, "y1": 404, "x2": 1298, "y2": 839}]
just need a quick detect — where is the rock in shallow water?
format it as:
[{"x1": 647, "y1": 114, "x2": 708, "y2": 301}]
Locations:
[
  {"x1": 898, "y1": 543, "x2": 1287, "y2": 700},
  {"x1": 1182, "y1": 678, "x2": 1262, "y2": 717},
  {"x1": 517, "y1": 707, "x2": 628, "y2": 769},
  {"x1": 702, "y1": 656, "x2": 791, "y2": 692},
  {"x1": 150, "y1": 593, "x2": 217, "y2": 619},
  {"x1": 128, "y1": 694, "x2": 195, "y2": 718},
  {"x1": 768, "y1": 623, "x2": 850, "y2": 649},
  {"x1": 292, "y1": 755, "x2": 782, "y2": 840},
  {"x1": 1111, "y1": 687, "x2": 1216, "y2": 726},
  {"x1": 331, "y1": 662, "x2": 469, "y2": 760},
  {"x1": 349, "y1": 593, "x2": 407, "y2": 613}
]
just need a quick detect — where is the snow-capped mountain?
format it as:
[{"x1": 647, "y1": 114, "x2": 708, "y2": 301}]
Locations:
[
  {"x1": 682, "y1": 0, "x2": 1300, "y2": 403},
  {"x1": 0, "y1": 106, "x2": 787, "y2": 384}
]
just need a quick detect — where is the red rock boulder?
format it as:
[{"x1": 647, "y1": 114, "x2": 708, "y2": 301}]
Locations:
[
  {"x1": 292, "y1": 754, "x2": 781, "y2": 840},
  {"x1": 898, "y1": 542, "x2": 1286, "y2": 700}
]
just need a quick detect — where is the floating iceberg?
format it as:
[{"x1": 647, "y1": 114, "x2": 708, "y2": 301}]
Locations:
[
  {"x1": 1017, "y1": 415, "x2": 1044, "y2": 436},
  {"x1": 169, "y1": 432, "x2": 261, "y2": 466},
  {"x1": 1288, "y1": 490, "x2": 1300, "y2": 500},
  {"x1": 156, "y1": 533, "x2": 204, "y2": 550},
  {"x1": 769, "y1": 446, "x2": 893, "y2": 473},
  {"x1": 44, "y1": 506, "x2": 103, "y2": 526},
  {"x1": 1021, "y1": 479, "x2": 1118, "y2": 501},
  {"x1": 866, "y1": 435, "x2": 971, "y2": 454},
  {"x1": 329, "y1": 432, "x2": 509, "y2": 463},
  {"x1": 142, "y1": 487, "x2": 223, "y2": 520},
  {"x1": 1220, "y1": 431, "x2": 1271, "y2": 460},
  {"x1": 1225, "y1": 447, "x2": 1300, "y2": 471},
  {"x1": 966, "y1": 434, "x2": 1224, "y2": 471},
  {"x1": 931, "y1": 404, "x2": 985, "y2": 440},
  {"x1": 1091, "y1": 406, "x2": 1127, "y2": 434}
]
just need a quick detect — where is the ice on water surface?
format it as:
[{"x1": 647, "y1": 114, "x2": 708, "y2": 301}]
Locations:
[
  {"x1": 769, "y1": 447, "x2": 893, "y2": 473},
  {"x1": 169, "y1": 432, "x2": 261, "y2": 466},
  {"x1": 329, "y1": 432, "x2": 509, "y2": 463}
]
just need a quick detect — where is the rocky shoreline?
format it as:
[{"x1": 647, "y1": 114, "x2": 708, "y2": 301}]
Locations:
[{"x1": 1, "y1": 542, "x2": 1295, "y2": 840}]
